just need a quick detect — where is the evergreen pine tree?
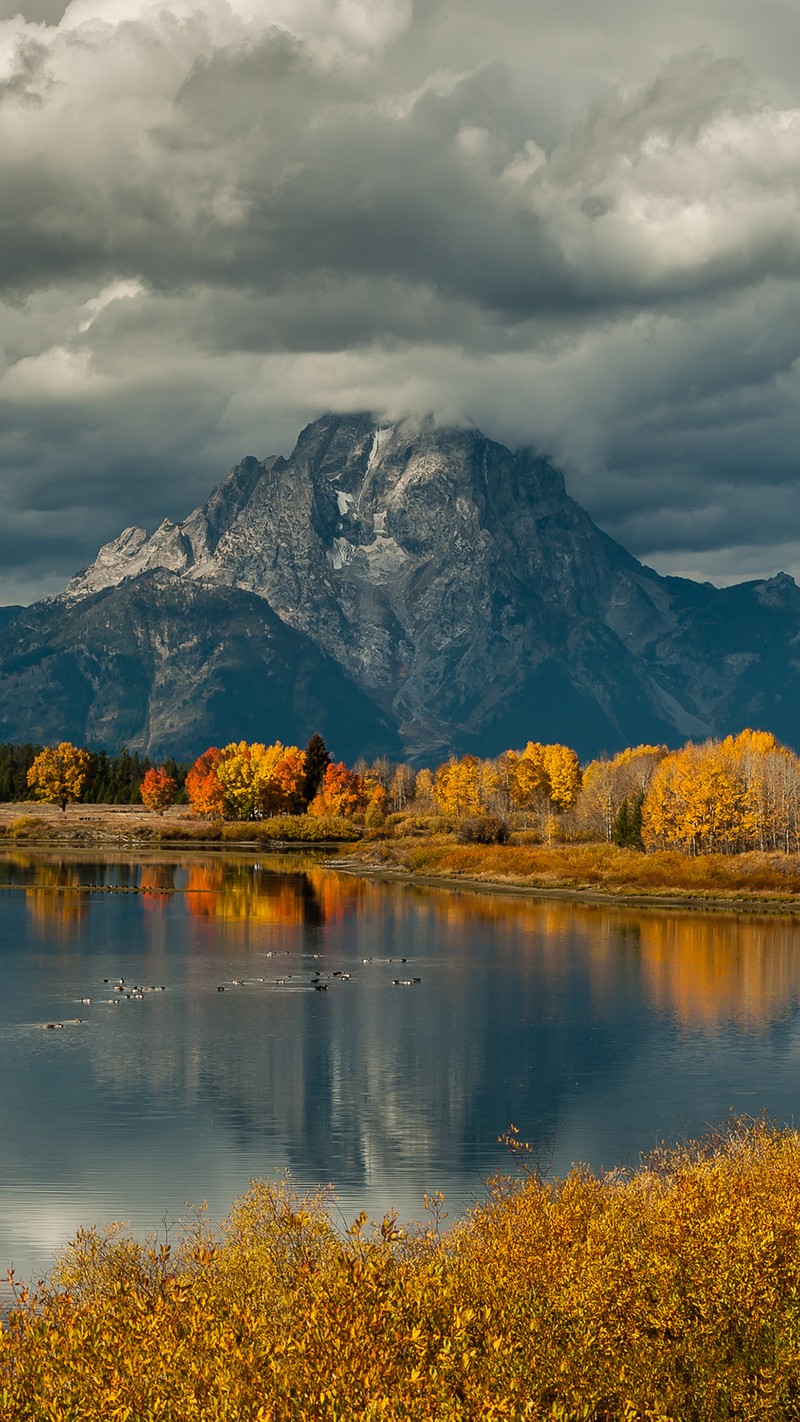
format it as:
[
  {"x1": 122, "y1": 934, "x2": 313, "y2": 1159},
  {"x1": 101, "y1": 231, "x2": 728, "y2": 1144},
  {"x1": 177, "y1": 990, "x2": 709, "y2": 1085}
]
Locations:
[
  {"x1": 302, "y1": 733, "x2": 331, "y2": 807},
  {"x1": 612, "y1": 799, "x2": 630, "y2": 848},
  {"x1": 629, "y1": 791, "x2": 645, "y2": 851},
  {"x1": 612, "y1": 794, "x2": 645, "y2": 850}
]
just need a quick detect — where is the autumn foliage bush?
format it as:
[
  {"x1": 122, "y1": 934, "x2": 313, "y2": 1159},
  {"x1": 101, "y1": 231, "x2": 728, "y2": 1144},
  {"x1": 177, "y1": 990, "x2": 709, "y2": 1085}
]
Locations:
[{"x1": 4, "y1": 1119, "x2": 800, "y2": 1420}]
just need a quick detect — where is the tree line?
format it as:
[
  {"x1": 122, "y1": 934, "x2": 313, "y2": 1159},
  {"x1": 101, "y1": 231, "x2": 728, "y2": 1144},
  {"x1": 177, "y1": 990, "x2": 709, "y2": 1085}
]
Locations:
[
  {"x1": 0, "y1": 743, "x2": 188, "y2": 806},
  {"x1": 16, "y1": 727, "x2": 800, "y2": 855}
]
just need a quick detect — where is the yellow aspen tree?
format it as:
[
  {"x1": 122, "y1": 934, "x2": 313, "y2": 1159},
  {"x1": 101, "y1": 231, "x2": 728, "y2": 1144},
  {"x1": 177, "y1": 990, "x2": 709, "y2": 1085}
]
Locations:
[
  {"x1": 508, "y1": 744, "x2": 549, "y2": 812},
  {"x1": 214, "y1": 741, "x2": 266, "y2": 820},
  {"x1": 702, "y1": 742, "x2": 749, "y2": 852},
  {"x1": 479, "y1": 757, "x2": 502, "y2": 813},
  {"x1": 494, "y1": 751, "x2": 517, "y2": 816},
  {"x1": 644, "y1": 739, "x2": 750, "y2": 853},
  {"x1": 364, "y1": 783, "x2": 388, "y2": 828},
  {"x1": 251, "y1": 741, "x2": 290, "y2": 815},
  {"x1": 578, "y1": 759, "x2": 618, "y2": 841},
  {"x1": 27, "y1": 742, "x2": 90, "y2": 812},
  {"x1": 642, "y1": 748, "x2": 689, "y2": 851},
  {"x1": 577, "y1": 746, "x2": 666, "y2": 841},
  {"x1": 542, "y1": 743, "x2": 582, "y2": 811},
  {"x1": 729, "y1": 729, "x2": 800, "y2": 852},
  {"x1": 389, "y1": 765, "x2": 416, "y2": 812},
  {"x1": 432, "y1": 758, "x2": 458, "y2": 814},
  {"x1": 433, "y1": 756, "x2": 483, "y2": 817}
]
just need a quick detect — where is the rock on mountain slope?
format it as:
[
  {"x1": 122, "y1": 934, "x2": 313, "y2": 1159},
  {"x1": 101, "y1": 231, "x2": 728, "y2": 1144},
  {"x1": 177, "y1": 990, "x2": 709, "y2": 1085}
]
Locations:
[{"x1": 2, "y1": 412, "x2": 800, "y2": 761}]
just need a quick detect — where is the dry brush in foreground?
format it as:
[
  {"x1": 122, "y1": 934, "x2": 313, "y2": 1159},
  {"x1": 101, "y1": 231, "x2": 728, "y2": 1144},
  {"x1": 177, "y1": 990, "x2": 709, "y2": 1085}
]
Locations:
[{"x1": 3, "y1": 1119, "x2": 800, "y2": 1420}]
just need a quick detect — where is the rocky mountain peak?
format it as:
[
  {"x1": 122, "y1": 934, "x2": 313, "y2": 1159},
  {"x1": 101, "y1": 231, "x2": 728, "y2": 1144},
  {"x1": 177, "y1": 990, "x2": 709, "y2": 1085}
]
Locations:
[{"x1": 755, "y1": 570, "x2": 800, "y2": 609}]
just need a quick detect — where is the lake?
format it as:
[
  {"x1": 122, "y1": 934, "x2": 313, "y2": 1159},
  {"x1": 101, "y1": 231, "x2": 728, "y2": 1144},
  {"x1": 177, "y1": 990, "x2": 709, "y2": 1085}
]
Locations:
[{"x1": 2, "y1": 847, "x2": 800, "y2": 1291}]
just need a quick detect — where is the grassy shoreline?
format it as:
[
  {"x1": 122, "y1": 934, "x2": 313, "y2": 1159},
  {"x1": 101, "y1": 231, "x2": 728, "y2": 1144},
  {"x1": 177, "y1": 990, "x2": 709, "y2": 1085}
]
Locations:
[
  {"x1": 7, "y1": 804, "x2": 800, "y2": 911},
  {"x1": 328, "y1": 836, "x2": 800, "y2": 914}
]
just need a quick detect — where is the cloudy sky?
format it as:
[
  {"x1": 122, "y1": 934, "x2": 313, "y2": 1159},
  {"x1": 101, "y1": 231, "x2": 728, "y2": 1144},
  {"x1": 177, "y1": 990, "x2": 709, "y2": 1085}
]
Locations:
[{"x1": 2, "y1": 0, "x2": 800, "y2": 603}]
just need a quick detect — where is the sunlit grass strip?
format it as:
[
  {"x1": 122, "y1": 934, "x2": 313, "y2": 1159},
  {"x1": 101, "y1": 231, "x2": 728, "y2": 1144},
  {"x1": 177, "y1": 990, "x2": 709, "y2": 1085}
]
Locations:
[
  {"x1": 3, "y1": 1119, "x2": 800, "y2": 1419},
  {"x1": 352, "y1": 837, "x2": 800, "y2": 901}
]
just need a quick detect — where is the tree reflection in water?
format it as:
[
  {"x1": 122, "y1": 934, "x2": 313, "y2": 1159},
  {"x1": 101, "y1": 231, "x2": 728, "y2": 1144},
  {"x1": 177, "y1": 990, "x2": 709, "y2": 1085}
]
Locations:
[{"x1": 4, "y1": 849, "x2": 800, "y2": 1289}]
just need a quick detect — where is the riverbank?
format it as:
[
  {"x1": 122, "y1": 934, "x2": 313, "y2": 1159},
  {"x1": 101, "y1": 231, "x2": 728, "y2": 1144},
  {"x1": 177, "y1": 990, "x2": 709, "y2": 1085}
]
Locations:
[
  {"x1": 330, "y1": 836, "x2": 800, "y2": 913},
  {"x1": 3, "y1": 1119, "x2": 799, "y2": 1420},
  {"x1": 0, "y1": 801, "x2": 359, "y2": 846},
  {"x1": 7, "y1": 805, "x2": 800, "y2": 911}
]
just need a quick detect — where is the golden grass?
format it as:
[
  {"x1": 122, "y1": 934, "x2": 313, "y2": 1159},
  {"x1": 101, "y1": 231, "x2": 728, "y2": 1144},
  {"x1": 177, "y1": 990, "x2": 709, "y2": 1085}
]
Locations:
[
  {"x1": 345, "y1": 837, "x2": 800, "y2": 902},
  {"x1": 3, "y1": 1120, "x2": 800, "y2": 1419}
]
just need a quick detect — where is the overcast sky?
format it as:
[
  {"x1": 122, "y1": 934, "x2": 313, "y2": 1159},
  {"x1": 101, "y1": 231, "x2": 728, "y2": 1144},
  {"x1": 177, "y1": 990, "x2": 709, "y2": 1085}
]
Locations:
[{"x1": 2, "y1": 0, "x2": 800, "y2": 602}]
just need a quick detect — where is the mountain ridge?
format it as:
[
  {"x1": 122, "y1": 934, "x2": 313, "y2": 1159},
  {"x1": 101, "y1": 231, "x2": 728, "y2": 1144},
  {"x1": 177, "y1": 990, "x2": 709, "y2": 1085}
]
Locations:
[{"x1": 2, "y1": 413, "x2": 799, "y2": 762}]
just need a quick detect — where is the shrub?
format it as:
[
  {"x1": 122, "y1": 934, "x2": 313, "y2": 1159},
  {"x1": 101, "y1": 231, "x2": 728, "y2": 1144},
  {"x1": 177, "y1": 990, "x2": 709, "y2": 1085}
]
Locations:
[
  {"x1": 5, "y1": 1121, "x2": 800, "y2": 1420},
  {"x1": 255, "y1": 815, "x2": 361, "y2": 843},
  {"x1": 457, "y1": 814, "x2": 509, "y2": 845},
  {"x1": 364, "y1": 797, "x2": 387, "y2": 830}
]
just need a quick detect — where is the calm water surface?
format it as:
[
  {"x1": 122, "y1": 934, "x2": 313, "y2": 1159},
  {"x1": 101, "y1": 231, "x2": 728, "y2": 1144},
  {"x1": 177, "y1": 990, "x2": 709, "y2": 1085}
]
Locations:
[{"x1": 2, "y1": 848, "x2": 800, "y2": 1288}]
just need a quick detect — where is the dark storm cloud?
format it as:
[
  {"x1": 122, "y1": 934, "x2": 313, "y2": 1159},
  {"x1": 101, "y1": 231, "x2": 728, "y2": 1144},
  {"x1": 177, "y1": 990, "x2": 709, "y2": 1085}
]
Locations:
[{"x1": 2, "y1": 0, "x2": 800, "y2": 600}]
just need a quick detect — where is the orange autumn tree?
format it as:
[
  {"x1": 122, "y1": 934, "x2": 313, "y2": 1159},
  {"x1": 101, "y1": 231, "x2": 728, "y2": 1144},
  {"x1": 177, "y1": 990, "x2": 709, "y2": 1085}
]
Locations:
[
  {"x1": 309, "y1": 762, "x2": 365, "y2": 818},
  {"x1": 185, "y1": 747, "x2": 225, "y2": 818},
  {"x1": 27, "y1": 742, "x2": 90, "y2": 812},
  {"x1": 264, "y1": 745, "x2": 308, "y2": 815},
  {"x1": 140, "y1": 766, "x2": 177, "y2": 815}
]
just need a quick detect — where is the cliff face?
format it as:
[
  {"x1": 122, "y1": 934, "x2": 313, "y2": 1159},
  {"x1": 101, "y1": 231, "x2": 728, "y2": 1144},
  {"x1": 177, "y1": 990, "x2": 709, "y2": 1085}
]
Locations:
[{"x1": 3, "y1": 413, "x2": 800, "y2": 761}]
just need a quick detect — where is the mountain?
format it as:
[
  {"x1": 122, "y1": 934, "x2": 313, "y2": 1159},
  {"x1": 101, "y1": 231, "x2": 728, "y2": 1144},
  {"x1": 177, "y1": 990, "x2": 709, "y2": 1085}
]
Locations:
[
  {"x1": 0, "y1": 606, "x2": 23, "y2": 631},
  {"x1": 0, "y1": 573, "x2": 400, "y2": 762},
  {"x1": 1, "y1": 412, "x2": 799, "y2": 762}
]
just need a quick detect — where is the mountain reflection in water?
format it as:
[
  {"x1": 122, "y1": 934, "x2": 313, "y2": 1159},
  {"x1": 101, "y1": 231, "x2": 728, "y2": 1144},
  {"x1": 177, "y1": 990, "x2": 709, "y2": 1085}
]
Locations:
[{"x1": 1, "y1": 849, "x2": 800, "y2": 1288}]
